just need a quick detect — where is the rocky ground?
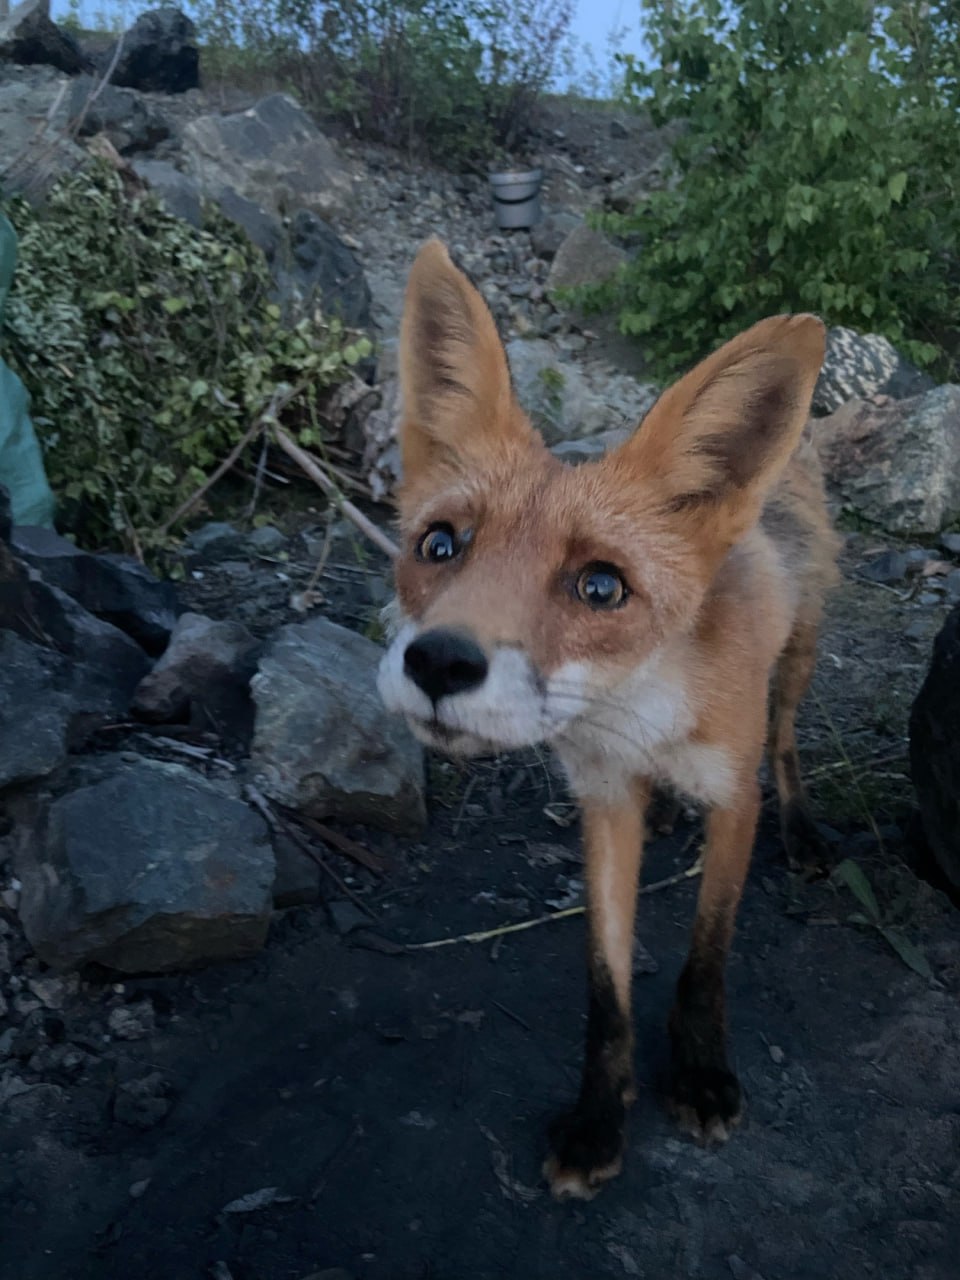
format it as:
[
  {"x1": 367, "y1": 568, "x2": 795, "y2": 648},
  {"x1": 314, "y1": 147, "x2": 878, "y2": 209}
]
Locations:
[{"x1": 2, "y1": 21, "x2": 960, "y2": 1280}]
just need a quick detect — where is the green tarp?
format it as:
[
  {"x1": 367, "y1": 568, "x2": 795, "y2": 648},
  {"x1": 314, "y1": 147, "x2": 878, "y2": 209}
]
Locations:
[{"x1": 0, "y1": 209, "x2": 55, "y2": 527}]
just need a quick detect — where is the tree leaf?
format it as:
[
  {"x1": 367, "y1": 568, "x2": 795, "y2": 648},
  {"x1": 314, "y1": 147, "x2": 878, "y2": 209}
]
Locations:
[
  {"x1": 832, "y1": 859, "x2": 881, "y2": 923},
  {"x1": 879, "y1": 927, "x2": 933, "y2": 980}
]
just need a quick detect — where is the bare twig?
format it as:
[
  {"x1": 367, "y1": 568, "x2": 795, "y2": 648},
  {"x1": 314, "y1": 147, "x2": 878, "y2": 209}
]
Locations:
[
  {"x1": 273, "y1": 427, "x2": 399, "y2": 559},
  {"x1": 301, "y1": 816, "x2": 387, "y2": 876},
  {"x1": 244, "y1": 786, "x2": 377, "y2": 920},
  {"x1": 406, "y1": 854, "x2": 704, "y2": 951}
]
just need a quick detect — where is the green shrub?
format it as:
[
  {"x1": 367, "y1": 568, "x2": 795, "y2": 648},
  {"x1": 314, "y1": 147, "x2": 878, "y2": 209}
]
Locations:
[
  {"x1": 582, "y1": 0, "x2": 960, "y2": 382},
  {"x1": 193, "y1": 0, "x2": 574, "y2": 166},
  {"x1": 2, "y1": 164, "x2": 370, "y2": 555}
]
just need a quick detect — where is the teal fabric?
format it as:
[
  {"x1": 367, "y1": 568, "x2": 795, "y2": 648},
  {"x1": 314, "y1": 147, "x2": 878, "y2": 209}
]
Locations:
[{"x1": 0, "y1": 210, "x2": 55, "y2": 527}]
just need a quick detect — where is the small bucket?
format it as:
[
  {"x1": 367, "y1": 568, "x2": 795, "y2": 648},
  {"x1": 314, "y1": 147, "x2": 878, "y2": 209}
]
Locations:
[{"x1": 488, "y1": 168, "x2": 543, "y2": 230}]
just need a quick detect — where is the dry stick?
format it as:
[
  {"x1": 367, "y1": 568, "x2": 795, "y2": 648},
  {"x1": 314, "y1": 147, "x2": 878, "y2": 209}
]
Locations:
[
  {"x1": 301, "y1": 816, "x2": 387, "y2": 877},
  {"x1": 244, "y1": 786, "x2": 377, "y2": 921},
  {"x1": 406, "y1": 853, "x2": 705, "y2": 951},
  {"x1": 273, "y1": 427, "x2": 399, "y2": 560},
  {"x1": 159, "y1": 385, "x2": 302, "y2": 536}
]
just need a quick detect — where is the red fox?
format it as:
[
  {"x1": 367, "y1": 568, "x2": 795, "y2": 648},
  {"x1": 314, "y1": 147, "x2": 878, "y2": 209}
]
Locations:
[{"x1": 377, "y1": 239, "x2": 840, "y2": 1200}]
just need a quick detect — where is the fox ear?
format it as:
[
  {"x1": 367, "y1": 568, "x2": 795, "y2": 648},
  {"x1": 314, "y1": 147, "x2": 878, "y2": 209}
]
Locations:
[
  {"x1": 609, "y1": 314, "x2": 826, "y2": 551},
  {"x1": 398, "y1": 239, "x2": 534, "y2": 480}
]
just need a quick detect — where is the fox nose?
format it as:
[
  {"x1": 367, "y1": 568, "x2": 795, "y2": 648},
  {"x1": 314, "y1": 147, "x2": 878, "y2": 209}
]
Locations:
[{"x1": 404, "y1": 629, "x2": 489, "y2": 703}]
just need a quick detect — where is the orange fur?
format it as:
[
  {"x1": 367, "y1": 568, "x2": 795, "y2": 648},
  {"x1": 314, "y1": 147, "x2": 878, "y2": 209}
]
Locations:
[{"x1": 380, "y1": 238, "x2": 840, "y2": 1200}]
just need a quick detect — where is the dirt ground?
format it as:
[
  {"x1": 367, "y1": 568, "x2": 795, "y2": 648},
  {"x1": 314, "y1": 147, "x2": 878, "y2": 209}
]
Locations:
[{"x1": 2, "y1": 511, "x2": 959, "y2": 1280}]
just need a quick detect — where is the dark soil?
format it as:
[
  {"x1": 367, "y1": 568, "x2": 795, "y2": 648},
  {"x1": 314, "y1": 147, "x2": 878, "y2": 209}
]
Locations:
[{"x1": 2, "y1": 518, "x2": 960, "y2": 1280}]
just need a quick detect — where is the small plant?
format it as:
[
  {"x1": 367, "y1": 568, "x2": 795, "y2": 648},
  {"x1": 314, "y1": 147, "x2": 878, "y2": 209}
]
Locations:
[
  {"x1": 578, "y1": 0, "x2": 960, "y2": 382},
  {"x1": 2, "y1": 163, "x2": 371, "y2": 556},
  {"x1": 832, "y1": 858, "x2": 933, "y2": 980}
]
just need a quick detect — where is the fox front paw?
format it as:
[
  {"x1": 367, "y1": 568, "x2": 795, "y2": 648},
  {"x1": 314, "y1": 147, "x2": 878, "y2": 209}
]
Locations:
[
  {"x1": 543, "y1": 1107, "x2": 625, "y2": 1201},
  {"x1": 668, "y1": 1061, "x2": 743, "y2": 1144}
]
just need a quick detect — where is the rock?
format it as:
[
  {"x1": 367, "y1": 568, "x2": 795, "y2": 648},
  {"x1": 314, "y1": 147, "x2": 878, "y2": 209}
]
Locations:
[
  {"x1": 247, "y1": 525, "x2": 287, "y2": 555},
  {"x1": 108, "y1": 1001, "x2": 156, "y2": 1041},
  {"x1": 859, "y1": 549, "x2": 909, "y2": 585},
  {"x1": 69, "y1": 76, "x2": 173, "y2": 154},
  {"x1": 0, "y1": 633, "x2": 75, "y2": 789},
  {"x1": 812, "y1": 327, "x2": 935, "y2": 417},
  {"x1": 0, "y1": 64, "x2": 83, "y2": 197},
  {"x1": 251, "y1": 616, "x2": 425, "y2": 834},
  {"x1": 547, "y1": 224, "x2": 627, "y2": 296},
  {"x1": 945, "y1": 570, "x2": 960, "y2": 603},
  {"x1": 551, "y1": 426, "x2": 632, "y2": 464},
  {"x1": 940, "y1": 532, "x2": 960, "y2": 556},
  {"x1": 102, "y1": 7, "x2": 199, "y2": 94},
  {"x1": 10, "y1": 525, "x2": 178, "y2": 654},
  {"x1": 131, "y1": 157, "x2": 202, "y2": 224},
  {"x1": 505, "y1": 338, "x2": 657, "y2": 446},
  {"x1": 15, "y1": 757, "x2": 275, "y2": 972},
  {"x1": 606, "y1": 155, "x2": 673, "y2": 213},
  {"x1": 182, "y1": 93, "x2": 353, "y2": 222},
  {"x1": 113, "y1": 1071, "x2": 171, "y2": 1128},
  {"x1": 0, "y1": 484, "x2": 10, "y2": 542},
  {"x1": 271, "y1": 832, "x2": 321, "y2": 909},
  {"x1": 813, "y1": 387, "x2": 960, "y2": 535},
  {"x1": 609, "y1": 119, "x2": 629, "y2": 140},
  {"x1": 0, "y1": 0, "x2": 89, "y2": 75},
  {"x1": 278, "y1": 209, "x2": 372, "y2": 329},
  {"x1": 530, "y1": 211, "x2": 581, "y2": 261},
  {"x1": 183, "y1": 521, "x2": 245, "y2": 562},
  {"x1": 910, "y1": 604, "x2": 960, "y2": 891},
  {"x1": 132, "y1": 611, "x2": 260, "y2": 742},
  {"x1": 214, "y1": 184, "x2": 280, "y2": 256}
]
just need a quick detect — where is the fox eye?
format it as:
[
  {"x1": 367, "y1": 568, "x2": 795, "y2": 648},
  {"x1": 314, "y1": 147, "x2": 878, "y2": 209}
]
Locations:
[
  {"x1": 417, "y1": 523, "x2": 460, "y2": 563},
  {"x1": 575, "y1": 564, "x2": 627, "y2": 610}
]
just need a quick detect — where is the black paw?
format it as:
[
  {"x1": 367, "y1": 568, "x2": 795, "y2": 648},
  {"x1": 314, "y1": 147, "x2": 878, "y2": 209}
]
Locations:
[
  {"x1": 668, "y1": 1061, "x2": 743, "y2": 1144},
  {"x1": 782, "y1": 803, "x2": 831, "y2": 878},
  {"x1": 543, "y1": 1106, "x2": 625, "y2": 1200}
]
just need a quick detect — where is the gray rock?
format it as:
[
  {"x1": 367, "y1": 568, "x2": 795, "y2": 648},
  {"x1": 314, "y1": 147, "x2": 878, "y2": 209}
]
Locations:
[
  {"x1": 812, "y1": 327, "x2": 935, "y2": 417},
  {"x1": 183, "y1": 521, "x2": 245, "y2": 561},
  {"x1": 0, "y1": 631, "x2": 72, "y2": 790},
  {"x1": 11, "y1": 525, "x2": 178, "y2": 654},
  {"x1": 132, "y1": 611, "x2": 260, "y2": 742},
  {"x1": 182, "y1": 93, "x2": 353, "y2": 221},
  {"x1": 813, "y1": 386, "x2": 960, "y2": 535},
  {"x1": 945, "y1": 570, "x2": 960, "y2": 603},
  {"x1": 214, "y1": 184, "x2": 281, "y2": 255},
  {"x1": 0, "y1": 0, "x2": 89, "y2": 75},
  {"x1": 113, "y1": 1071, "x2": 171, "y2": 1128},
  {"x1": 0, "y1": 64, "x2": 83, "y2": 198},
  {"x1": 547, "y1": 224, "x2": 626, "y2": 296},
  {"x1": 505, "y1": 338, "x2": 656, "y2": 446},
  {"x1": 100, "y1": 7, "x2": 199, "y2": 94},
  {"x1": 68, "y1": 75, "x2": 172, "y2": 153},
  {"x1": 550, "y1": 426, "x2": 632, "y2": 464},
  {"x1": 606, "y1": 155, "x2": 673, "y2": 213},
  {"x1": 910, "y1": 604, "x2": 960, "y2": 891},
  {"x1": 271, "y1": 832, "x2": 321, "y2": 909},
  {"x1": 859, "y1": 550, "x2": 909, "y2": 585},
  {"x1": 131, "y1": 157, "x2": 202, "y2": 225},
  {"x1": 246, "y1": 525, "x2": 287, "y2": 555},
  {"x1": 940, "y1": 532, "x2": 960, "y2": 556},
  {"x1": 277, "y1": 208, "x2": 372, "y2": 329},
  {"x1": 530, "y1": 211, "x2": 581, "y2": 261},
  {"x1": 251, "y1": 616, "x2": 425, "y2": 834},
  {"x1": 15, "y1": 757, "x2": 274, "y2": 972}
]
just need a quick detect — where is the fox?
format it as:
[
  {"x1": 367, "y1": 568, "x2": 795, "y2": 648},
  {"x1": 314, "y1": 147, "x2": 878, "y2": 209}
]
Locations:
[{"x1": 377, "y1": 238, "x2": 840, "y2": 1201}]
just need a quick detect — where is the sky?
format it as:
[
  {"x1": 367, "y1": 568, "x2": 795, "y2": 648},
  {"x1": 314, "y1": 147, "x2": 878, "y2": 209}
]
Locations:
[{"x1": 49, "y1": 0, "x2": 652, "y2": 90}]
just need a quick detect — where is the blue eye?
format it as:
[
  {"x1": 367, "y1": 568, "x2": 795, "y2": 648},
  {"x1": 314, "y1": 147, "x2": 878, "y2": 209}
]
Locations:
[
  {"x1": 417, "y1": 524, "x2": 460, "y2": 562},
  {"x1": 576, "y1": 565, "x2": 627, "y2": 609}
]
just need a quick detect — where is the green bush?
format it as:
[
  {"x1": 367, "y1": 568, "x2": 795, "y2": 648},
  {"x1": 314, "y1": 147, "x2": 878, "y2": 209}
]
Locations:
[
  {"x1": 583, "y1": 0, "x2": 960, "y2": 382},
  {"x1": 2, "y1": 164, "x2": 370, "y2": 555},
  {"x1": 194, "y1": 0, "x2": 574, "y2": 165}
]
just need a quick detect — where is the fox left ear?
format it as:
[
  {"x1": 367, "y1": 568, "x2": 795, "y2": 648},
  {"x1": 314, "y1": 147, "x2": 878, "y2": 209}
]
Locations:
[
  {"x1": 608, "y1": 314, "x2": 826, "y2": 552},
  {"x1": 398, "y1": 239, "x2": 536, "y2": 483}
]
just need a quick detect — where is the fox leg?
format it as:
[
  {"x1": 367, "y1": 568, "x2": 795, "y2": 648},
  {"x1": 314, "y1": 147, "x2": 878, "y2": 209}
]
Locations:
[
  {"x1": 668, "y1": 775, "x2": 760, "y2": 1141},
  {"x1": 544, "y1": 782, "x2": 648, "y2": 1201},
  {"x1": 768, "y1": 620, "x2": 829, "y2": 873}
]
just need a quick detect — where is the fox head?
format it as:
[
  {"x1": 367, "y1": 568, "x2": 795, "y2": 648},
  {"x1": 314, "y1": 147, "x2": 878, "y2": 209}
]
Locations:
[{"x1": 377, "y1": 239, "x2": 825, "y2": 761}]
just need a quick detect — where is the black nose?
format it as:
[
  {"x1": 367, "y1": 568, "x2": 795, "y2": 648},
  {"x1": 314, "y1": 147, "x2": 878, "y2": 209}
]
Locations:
[{"x1": 404, "y1": 629, "x2": 489, "y2": 703}]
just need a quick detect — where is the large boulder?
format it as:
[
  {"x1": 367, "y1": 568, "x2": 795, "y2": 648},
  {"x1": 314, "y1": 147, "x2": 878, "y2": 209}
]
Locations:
[
  {"x1": 68, "y1": 75, "x2": 173, "y2": 154},
  {"x1": 813, "y1": 386, "x2": 960, "y2": 535},
  {"x1": 278, "y1": 209, "x2": 372, "y2": 329},
  {"x1": 812, "y1": 327, "x2": 935, "y2": 417},
  {"x1": 101, "y1": 7, "x2": 199, "y2": 94},
  {"x1": 910, "y1": 604, "x2": 960, "y2": 892},
  {"x1": 182, "y1": 94, "x2": 354, "y2": 221},
  {"x1": 0, "y1": 0, "x2": 89, "y2": 75},
  {"x1": 0, "y1": 630, "x2": 74, "y2": 790},
  {"x1": 505, "y1": 338, "x2": 657, "y2": 446},
  {"x1": 251, "y1": 616, "x2": 425, "y2": 834},
  {"x1": 132, "y1": 611, "x2": 260, "y2": 743},
  {"x1": 546, "y1": 224, "x2": 626, "y2": 296},
  {"x1": 10, "y1": 525, "x2": 178, "y2": 653},
  {"x1": 15, "y1": 758, "x2": 274, "y2": 972},
  {"x1": 0, "y1": 65, "x2": 83, "y2": 198}
]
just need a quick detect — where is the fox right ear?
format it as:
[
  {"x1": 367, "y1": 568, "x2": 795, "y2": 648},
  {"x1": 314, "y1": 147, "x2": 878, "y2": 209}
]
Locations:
[{"x1": 398, "y1": 239, "x2": 534, "y2": 480}]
